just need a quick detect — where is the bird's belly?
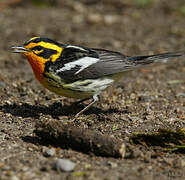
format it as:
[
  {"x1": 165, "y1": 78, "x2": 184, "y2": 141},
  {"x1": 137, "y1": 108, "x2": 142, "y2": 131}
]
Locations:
[
  {"x1": 44, "y1": 85, "x2": 93, "y2": 99},
  {"x1": 42, "y1": 76, "x2": 114, "y2": 99}
]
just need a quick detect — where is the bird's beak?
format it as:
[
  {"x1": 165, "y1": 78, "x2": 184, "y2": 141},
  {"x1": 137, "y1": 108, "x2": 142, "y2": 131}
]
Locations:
[{"x1": 11, "y1": 46, "x2": 29, "y2": 53}]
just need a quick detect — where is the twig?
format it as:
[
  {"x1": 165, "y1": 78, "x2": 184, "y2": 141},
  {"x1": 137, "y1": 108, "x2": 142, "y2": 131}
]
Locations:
[{"x1": 35, "y1": 120, "x2": 126, "y2": 158}]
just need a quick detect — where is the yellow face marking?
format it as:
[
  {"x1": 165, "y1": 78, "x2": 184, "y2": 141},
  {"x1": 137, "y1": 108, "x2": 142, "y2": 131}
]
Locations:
[
  {"x1": 24, "y1": 37, "x2": 40, "y2": 45},
  {"x1": 25, "y1": 42, "x2": 61, "y2": 52},
  {"x1": 24, "y1": 42, "x2": 63, "y2": 62},
  {"x1": 33, "y1": 49, "x2": 44, "y2": 54},
  {"x1": 29, "y1": 37, "x2": 40, "y2": 41}
]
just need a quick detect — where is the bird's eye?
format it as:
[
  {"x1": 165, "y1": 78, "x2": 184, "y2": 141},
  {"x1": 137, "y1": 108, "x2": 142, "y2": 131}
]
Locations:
[{"x1": 31, "y1": 46, "x2": 42, "y2": 51}]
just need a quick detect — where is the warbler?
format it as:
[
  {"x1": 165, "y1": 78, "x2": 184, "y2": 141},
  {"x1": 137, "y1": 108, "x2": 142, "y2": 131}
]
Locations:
[{"x1": 12, "y1": 37, "x2": 184, "y2": 118}]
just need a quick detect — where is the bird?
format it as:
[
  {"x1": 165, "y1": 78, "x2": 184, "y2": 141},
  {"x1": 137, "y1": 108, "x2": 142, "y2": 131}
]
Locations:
[{"x1": 12, "y1": 37, "x2": 185, "y2": 118}]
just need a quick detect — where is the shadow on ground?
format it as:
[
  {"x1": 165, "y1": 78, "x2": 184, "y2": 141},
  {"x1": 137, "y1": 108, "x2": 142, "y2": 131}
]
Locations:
[
  {"x1": 0, "y1": 102, "x2": 122, "y2": 119},
  {"x1": 130, "y1": 128, "x2": 185, "y2": 153}
]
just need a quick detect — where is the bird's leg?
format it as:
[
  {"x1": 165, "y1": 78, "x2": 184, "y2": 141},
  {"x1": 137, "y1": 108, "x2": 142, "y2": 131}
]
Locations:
[{"x1": 74, "y1": 94, "x2": 99, "y2": 118}]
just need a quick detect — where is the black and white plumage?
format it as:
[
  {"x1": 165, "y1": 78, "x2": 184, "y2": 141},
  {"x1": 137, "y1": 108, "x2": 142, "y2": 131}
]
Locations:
[
  {"x1": 45, "y1": 45, "x2": 184, "y2": 83},
  {"x1": 12, "y1": 37, "x2": 185, "y2": 118},
  {"x1": 44, "y1": 45, "x2": 184, "y2": 82}
]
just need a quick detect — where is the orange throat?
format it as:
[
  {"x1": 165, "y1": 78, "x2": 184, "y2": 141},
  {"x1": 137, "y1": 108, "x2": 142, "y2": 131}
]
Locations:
[{"x1": 24, "y1": 54, "x2": 46, "y2": 84}]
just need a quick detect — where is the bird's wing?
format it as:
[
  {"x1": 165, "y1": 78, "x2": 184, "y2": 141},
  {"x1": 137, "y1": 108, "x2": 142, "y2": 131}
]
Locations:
[
  {"x1": 47, "y1": 45, "x2": 184, "y2": 83},
  {"x1": 89, "y1": 50, "x2": 184, "y2": 76},
  {"x1": 47, "y1": 46, "x2": 131, "y2": 83},
  {"x1": 46, "y1": 45, "x2": 101, "y2": 83}
]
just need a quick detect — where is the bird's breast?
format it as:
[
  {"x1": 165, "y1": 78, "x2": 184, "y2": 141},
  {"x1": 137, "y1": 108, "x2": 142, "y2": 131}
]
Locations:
[{"x1": 25, "y1": 54, "x2": 46, "y2": 84}]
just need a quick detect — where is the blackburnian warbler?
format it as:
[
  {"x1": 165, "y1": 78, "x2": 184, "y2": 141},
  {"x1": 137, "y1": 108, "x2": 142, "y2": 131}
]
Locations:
[{"x1": 12, "y1": 37, "x2": 184, "y2": 118}]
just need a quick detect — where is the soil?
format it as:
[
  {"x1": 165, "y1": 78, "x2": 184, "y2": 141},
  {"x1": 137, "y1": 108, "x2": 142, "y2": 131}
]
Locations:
[{"x1": 0, "y1": 0, "x2": 185, "y2": 179}]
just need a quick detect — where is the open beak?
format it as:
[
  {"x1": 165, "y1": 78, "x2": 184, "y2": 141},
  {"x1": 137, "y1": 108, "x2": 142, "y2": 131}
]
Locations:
[{"x1": 11, "y1": 46, "x2": 29, "y2": 53}]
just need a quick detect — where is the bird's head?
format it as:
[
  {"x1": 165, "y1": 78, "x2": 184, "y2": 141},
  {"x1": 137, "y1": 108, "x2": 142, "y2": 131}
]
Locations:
[
  {"x1": 12, "y1": 37, "x2": 63, "y2": 82},
  {"x1": 12, "y1": 37, "x2": 63, "y2": 62}
]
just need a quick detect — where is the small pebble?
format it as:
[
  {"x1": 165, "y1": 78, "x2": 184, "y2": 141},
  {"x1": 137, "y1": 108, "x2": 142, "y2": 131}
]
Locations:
[
  {"x1": 176, "y1": 93, "x2": 185, "y2": 97},
  {"x1": 43, "y1": 148, "x2": 56, "y2": 157},
  {"x1": 119, "y1": 143, "x2": 126, "y2": 158},
  {"x1": 10, "y1": 176, "x2": 20, "y2": 180},
  {"x1": 55, "y1": 159, "x2": 76, "y2": 172},
  {"x1": 107, "y1": 161, "x2": 118, "y2": 168},
  {"x1": 87, "y1": 14, "x2": 103, "y2": 24},
  {"x1": 104, "y1": 15, "x2": 119, "y2": 25},
  {"x1": 0, "y1": 81, "x2": 6, "y2": 87},
  {"x1": 181, "y1": 159, "x2": 185, "y2": 167}
]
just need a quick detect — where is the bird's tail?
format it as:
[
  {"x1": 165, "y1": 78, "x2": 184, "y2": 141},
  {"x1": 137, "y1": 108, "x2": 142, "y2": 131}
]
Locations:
[{"x1": 127, "y1": 51, "x2": 185, "y2": 66}]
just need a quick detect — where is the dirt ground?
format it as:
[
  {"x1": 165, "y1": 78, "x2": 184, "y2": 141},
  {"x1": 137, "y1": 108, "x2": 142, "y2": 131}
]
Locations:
[{"x1": 0, "y1": 0, "x2": 185, "y2": 179}]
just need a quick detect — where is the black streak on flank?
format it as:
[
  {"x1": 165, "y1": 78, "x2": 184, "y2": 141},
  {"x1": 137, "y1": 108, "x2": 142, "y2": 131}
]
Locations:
[{"x1": 80, "y1": 82, "x2": 92, "y2": 86}]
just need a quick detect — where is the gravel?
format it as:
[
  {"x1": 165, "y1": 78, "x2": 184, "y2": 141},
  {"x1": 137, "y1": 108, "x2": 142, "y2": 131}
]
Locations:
[{"x1": 0, "y1": 0, "x2": 185, "y2": 179}]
